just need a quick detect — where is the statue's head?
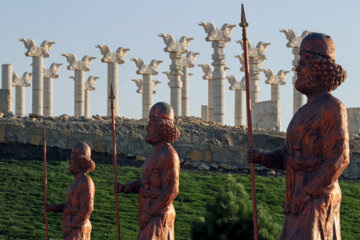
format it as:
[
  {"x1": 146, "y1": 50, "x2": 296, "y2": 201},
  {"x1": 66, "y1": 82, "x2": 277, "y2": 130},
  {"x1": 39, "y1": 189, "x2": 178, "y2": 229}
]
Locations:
[
  {"x1": 145, "y1": 102, "x2": 180, "y2": 145},
  {"x1": 69, "y1": 142, "x2": 95, "y2": 175},
  {"x1": 295, "y1": 32, "x2": 346, "y2": 94}
]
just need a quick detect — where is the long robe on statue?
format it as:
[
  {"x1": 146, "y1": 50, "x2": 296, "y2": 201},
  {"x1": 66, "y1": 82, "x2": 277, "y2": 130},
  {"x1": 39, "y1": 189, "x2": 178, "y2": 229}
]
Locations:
[{"x1": 261, "y1": 93, "x2": 349, "y2": 240}]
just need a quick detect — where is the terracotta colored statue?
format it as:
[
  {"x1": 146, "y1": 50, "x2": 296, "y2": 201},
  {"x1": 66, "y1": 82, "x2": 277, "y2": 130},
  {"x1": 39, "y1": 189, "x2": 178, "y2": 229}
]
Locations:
[
  {"x1": 115, "y1": 102, "x2": 181, "y2": 240},
  {"x1": 248, "y1": 32, "x2": 349, "y2": 239},
  {"x1": 47, "y1": 142, "x2": 96, "y2": 240}
]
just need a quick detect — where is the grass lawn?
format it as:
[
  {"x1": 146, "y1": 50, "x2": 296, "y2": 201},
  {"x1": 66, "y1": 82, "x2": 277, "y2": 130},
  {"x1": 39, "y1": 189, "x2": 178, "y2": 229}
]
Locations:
[{"x1": 0, "y1": 158, "x2": 359, "y2": 240}]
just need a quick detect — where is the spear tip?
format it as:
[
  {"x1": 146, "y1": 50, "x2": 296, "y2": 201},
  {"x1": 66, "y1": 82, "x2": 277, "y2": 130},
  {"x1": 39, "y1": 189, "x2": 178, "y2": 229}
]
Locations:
[{"x1": 240, "y1": 4, "x2": 248, "y2": 28}]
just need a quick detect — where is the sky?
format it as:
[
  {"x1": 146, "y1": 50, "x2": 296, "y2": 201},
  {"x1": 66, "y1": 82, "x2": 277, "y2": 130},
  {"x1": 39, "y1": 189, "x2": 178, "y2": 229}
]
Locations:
[{"x1": 1, "y1": 0, "x2": 359, "y2": 131}]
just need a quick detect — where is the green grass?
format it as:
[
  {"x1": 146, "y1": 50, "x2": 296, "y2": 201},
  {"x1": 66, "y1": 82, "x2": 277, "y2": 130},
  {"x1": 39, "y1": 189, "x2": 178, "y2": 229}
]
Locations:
[{"x1": 0, "y1": 159, "x2": 359, "y2": 240}]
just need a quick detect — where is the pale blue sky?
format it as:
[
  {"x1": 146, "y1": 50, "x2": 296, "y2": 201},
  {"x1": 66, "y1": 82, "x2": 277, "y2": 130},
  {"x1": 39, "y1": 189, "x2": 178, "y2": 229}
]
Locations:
[{"x1": 1, "y1": 0, "x2": 359, "y2": 130}]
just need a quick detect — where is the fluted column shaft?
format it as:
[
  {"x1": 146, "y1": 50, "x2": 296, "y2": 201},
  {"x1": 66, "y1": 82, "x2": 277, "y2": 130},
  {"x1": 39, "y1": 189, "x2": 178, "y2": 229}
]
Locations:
[
  {"x1": 169, "y1": 52, "x2": 182, "y2": 116},
  {"x1": 74, "y1": 70, "x2": 85, "y2": 116},
  {"x1": 32, "y1": 56, "x2": 43, "y2": 115},
  {"x1": 1, "y1": 64, "x2": 12, "y2": 112},
  {"x1": 107, "y1": 62, "x2": 120, "y2": 116},
  {"x1": 249, "y1": 57, "x2": 260, "y2": 105},
  {"x1": 235, "y1": 89, "x2": 245, "y2": 127},
  {"x1": 181, "y1": 66, "x2": 189, "y2": 117},
  {"x1": 201, "y1": 105, "x2": 208, "y2": 121},
  {"x1": 142, "y1": 74, "x2": 153, "y2": 119},
  {"x1": 211, "y1": 41, "x2": 226, "y2": 124},
  {"x1": 85, "y1": 89, "x2": 90, "y2": 118},
  {"x1": 208, "y1": 79, "x2": 213, "y2": 121},
  {"x1": 15, "y1": 86, "x2": 25, "y2": 116},
  {"x1": 43, "y1": 77, "x2": 53, "y2": 116}
]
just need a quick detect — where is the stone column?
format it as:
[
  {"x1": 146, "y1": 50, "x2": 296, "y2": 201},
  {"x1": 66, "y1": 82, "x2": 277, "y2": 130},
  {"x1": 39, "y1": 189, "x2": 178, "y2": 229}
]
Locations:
[
  {"x1": 181, "y1": 51, "x2": 199, "y2": 116},
  {"x1": 85, "y1": 76, "x2": 100, "y2": 118},
  {"x1": 198, "y1": 64, "x2": 214, "y2": 121},
  {"x1": 227, "y1": 75, "x2": 246, "y2": 127},
  {"x1": 12, "y1": 71, "x2": 32, "y2": 116},
  {"x1": 20, "y1": 39, "x2": 55, "y2": 116},
  {"x1": 201, "y1": 105, "x2": 208, "y2": 121},
  {"x1": 236, "y1": 40, "x2": 270, "y2": 106},
  {"x1": 262, "y1": 69, "x2": 289, "y2": 131},
  {"x1": 280, "y1": 29, "x2": 311, "y2": 114},
  {"x1": 62, "y1": 54, "x2": 96, "y2": 116},
  {"x1": 159, "y1": 34, "x2": 194, "y2": 116},
  {"x1": 2, "y1": 64, "x2": 12, "y2": 112},
  {"x1": 43, "y1": 63, "x2": 62, "y2": 117},
  {"x1": 96, "y1": 45, "x2": 130, "y2": 117},
  {"x1": 131, "y1": 58, "x2": 162, "y2": 119},
  {"x1": 199, "y1": 22, "x2": 236, "y2": 124}
]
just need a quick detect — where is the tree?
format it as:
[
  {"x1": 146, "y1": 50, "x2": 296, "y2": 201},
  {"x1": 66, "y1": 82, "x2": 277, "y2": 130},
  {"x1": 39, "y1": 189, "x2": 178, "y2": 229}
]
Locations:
[{"x1": 191, "y1": 174, "x2": 281, "y2": 240}]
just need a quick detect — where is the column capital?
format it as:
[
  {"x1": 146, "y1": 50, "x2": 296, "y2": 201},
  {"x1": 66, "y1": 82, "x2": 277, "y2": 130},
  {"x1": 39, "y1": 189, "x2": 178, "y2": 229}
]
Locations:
[
  {"x1": 158, "y1": 34, "x2": 193, "y2": 53},
  {"x1": 85, "y1": 76, "x2": 100, "y2": 91},
  {"x1": 280, "y1": 29, "x2": 311, "y2": 49},
  {"x1": 182, "y1": 51, "x2": 200, "y2": 68},
  {"x1": 19, "y1": 39, "x2": 55, "y2": 58},
  {"x1": 12, "y1": 71, "x2": 32, "y2": 87},
  {"x1": 132, "y1": 78, "x2": 143, "y2": 93},
  {"x1": 95, "y1": 44, "x2": 130, "y2": 64},
  {"x1": 43, "y1": 63, "x2": 63, "y2": 79},
  {"x1": 62, "y1": 54, "x2": 96, "y2": 72},
  {"x1": 131, "y1": 58, "x2": 163, "y2": 75},
  {"x1": 226, "y1": 75, "x2": 245, "y2": 91},
  {"x1": 198, "y1": 64, "x2": 213, "y2": 80},
  {"x1": 236, "y1": 40, "x2": 271, "y2": 61},
  {"x1": 199, "y1": 22, "x2": 236, "y2": 42},
  {"x1": 262, "y1": 69, "x2": 289, "y2": 86}
]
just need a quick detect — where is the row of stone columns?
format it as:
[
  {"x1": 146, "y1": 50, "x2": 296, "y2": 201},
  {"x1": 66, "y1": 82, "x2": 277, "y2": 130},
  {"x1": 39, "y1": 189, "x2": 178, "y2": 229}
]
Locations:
[
  {"x1": 1, "y1": 62, "x2": 62, "y2": 117},
  {"x1": 131, "y1": 58, "x2": 162, "y2": 119},
  {"x1": 199, "y1": 23, "x2": 236, "y2": 125},
  {"x1": 96, "y1": 45, "x2": 130, "y2": 117},
  {"x1": 226, "y1": 75, "x2": 245, "y2": 127},
  {"x1": 19, "y1": 39, "x2": 55, "y2": 116},
  {"x1": 159, "y1": 34, "x2": 194, "y2": 117},
  {"x1": 62, "y1": 54, "x2": 96, "y2": 116},
  {"x1": 12, "y1": 71, "x2": 32, "y2": 116}
]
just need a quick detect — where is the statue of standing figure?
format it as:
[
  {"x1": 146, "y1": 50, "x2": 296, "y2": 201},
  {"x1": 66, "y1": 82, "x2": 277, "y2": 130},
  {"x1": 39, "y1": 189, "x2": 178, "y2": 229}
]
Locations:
[
  {"x1": 114, "y1": 102, "x2": 181, "y2": 240},
  {"x1": 46, "y1": 142, "x2": 96, "y2": 240},
  {"x1": 248, "y1": 32, "x2": 349, "y2": 239}
]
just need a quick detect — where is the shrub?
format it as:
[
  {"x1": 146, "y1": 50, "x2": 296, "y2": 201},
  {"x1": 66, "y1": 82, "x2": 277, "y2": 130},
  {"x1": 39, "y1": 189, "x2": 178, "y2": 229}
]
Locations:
[{"x1": 190, "y1": 174, "x2": 281, "y2": 240}]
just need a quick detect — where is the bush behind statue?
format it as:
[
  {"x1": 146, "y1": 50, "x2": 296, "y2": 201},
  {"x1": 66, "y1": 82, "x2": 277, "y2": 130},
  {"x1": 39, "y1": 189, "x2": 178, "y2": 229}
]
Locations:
[{"x1": 190, "y1": 174, "x2": 281, "y2": 240}]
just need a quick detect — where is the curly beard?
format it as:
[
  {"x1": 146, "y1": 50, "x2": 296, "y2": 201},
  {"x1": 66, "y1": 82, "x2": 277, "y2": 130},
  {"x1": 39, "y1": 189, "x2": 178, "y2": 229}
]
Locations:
[{"x1": 145, "y1": 120, "x2": 180, "y2": 145}]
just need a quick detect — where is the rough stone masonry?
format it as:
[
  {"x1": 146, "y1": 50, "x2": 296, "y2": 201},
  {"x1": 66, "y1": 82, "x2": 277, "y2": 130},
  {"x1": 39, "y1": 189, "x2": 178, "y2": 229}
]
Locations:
[{"x1": 0, "y1": 114, "x2": 360, "y2": 179}]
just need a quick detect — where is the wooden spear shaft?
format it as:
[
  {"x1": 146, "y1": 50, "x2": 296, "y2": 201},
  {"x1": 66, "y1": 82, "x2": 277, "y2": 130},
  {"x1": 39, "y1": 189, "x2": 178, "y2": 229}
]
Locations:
[
  {"x1": 109, "y1": 84, "x2": 121, "y2": 240},
  {"x1": 240, "y1": 4, "x2": 259, "y2": 240},
  {"x1": 43, "y1": 128, "x2": 48, "y2": 240}
]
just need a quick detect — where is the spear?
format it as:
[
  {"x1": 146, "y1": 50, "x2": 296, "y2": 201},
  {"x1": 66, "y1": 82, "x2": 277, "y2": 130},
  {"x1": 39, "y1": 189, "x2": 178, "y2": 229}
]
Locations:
[
  {"x1": 109, "y1": 84, "x2": 121, "y2": 240},
  {"x1": 240, "y1": 4, "x2": 259, "y2": 240},
  {"x1": 43, "y1": 128, "x2": 48, "y2": 240}
]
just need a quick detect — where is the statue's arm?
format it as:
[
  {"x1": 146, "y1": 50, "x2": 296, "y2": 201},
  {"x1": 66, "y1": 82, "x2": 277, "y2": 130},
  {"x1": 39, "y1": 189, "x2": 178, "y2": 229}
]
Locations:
[
  {"x1": 123, "y1": 179, "x2": 142, "y2": 194},
  {"x1": 147, "y1": 154, "x2": 179, "y2": 216},
  {"x1": 47, "y1": 203, "x2": 66, "y2": 213},
  {"x1": 304, "y1": 103, "x2": 350, "y2": 197},
  {"x1": 68, "y1": 177, "x2": 95, "y2": 228},
  {"x1": 259, "y1": 146, "x2": 287, "y2": 170}
]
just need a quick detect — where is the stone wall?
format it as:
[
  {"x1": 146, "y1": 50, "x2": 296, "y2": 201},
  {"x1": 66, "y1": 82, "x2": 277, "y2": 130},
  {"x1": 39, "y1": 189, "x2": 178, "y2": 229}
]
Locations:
[{"x1": 0, "y1": 114, "x2": 360, "y2": 179}]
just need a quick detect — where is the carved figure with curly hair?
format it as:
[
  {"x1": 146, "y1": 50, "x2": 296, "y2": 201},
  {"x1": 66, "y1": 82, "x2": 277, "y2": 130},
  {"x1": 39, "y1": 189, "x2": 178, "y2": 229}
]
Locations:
[
  {"x1": 248, "y1": 33, "x2": 349, "y2": 240},
  {"x1": 115, "y1": 102, "x2": 180, "y2": 240},
  {"x1": 47, "y1": 142, "x2": 95, "y2": 240}
]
